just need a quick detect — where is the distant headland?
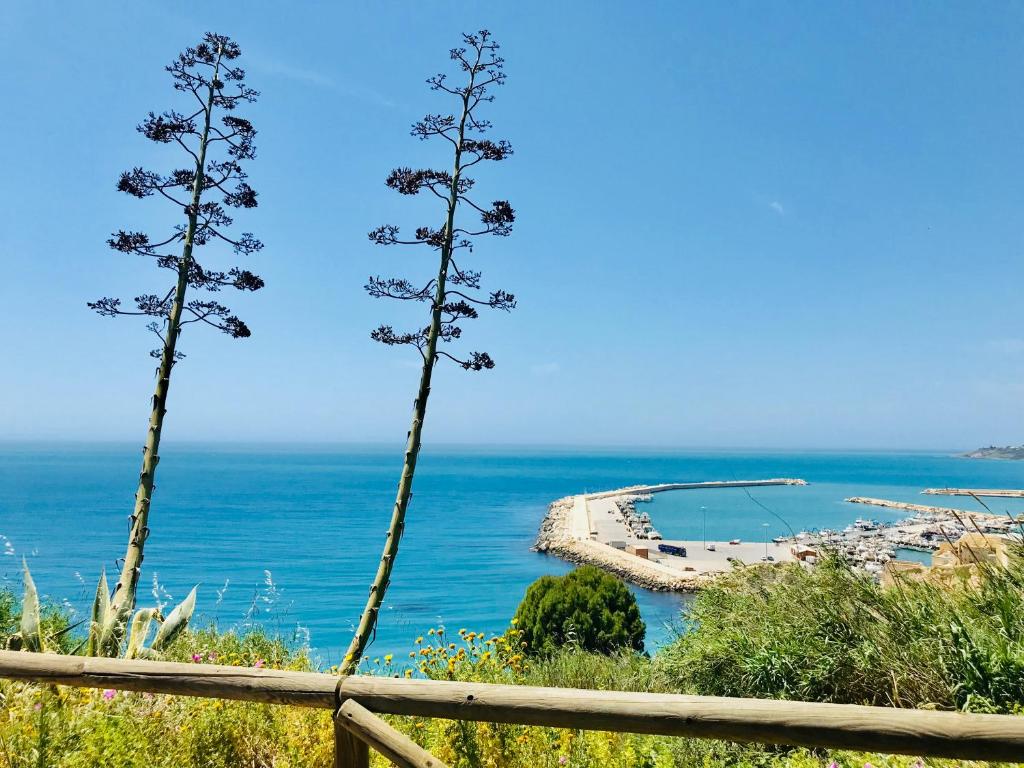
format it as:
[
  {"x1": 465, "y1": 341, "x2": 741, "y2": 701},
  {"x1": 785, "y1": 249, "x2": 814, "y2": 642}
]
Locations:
[{"x1": 964, "y1": 445, "x2": 1024, "y2": 460}]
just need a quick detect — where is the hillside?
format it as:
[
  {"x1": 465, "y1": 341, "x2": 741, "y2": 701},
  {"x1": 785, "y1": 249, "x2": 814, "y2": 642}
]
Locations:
[{"x1": 964, "y1": 445, "x2": 1024, "y2": 460}]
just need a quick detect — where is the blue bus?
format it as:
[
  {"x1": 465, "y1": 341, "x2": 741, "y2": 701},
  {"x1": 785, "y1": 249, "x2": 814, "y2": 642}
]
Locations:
[{"x1": 658, "y1": 543, "x2": 687, "y2": 557}]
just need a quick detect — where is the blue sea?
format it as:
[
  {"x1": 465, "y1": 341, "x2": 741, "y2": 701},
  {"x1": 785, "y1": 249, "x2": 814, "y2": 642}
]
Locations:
[{"x1": 1, "y1": 444, "x2": 1023, "y2": 666}]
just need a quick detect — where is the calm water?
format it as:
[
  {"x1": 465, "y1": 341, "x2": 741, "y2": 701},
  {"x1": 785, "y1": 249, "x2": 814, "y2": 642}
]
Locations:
[{"x1": 1, "y1": 444, "x2": 1021, "y2": 666}]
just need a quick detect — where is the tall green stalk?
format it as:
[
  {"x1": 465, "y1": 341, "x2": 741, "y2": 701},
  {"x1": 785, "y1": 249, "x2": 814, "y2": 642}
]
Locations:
[
  {"x1": 341, "y1": 115, "x2": 465, "y2": 675},
  {"x1": 342, "y1": 30, "x2": 515, "y2": 675},
  {"x1": 91, "y1": 35, "x2": 264, "y2": 643},
  {"x1": 108, "y1": 53, "x2": 221, "y2": 624}
]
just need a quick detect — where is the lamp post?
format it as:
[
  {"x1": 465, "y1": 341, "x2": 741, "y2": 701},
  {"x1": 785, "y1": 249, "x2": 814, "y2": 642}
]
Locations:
[
  {"x1": 763, "y1": 522, "x2": 770, "y2": 559},
  {"x1": 701, "y1": 506, "x2": 707, "y2": 550}
]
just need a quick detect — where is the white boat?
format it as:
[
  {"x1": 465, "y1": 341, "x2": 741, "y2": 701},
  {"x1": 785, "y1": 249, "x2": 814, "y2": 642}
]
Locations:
[{"x1": 729, "y1": 538, "x2": 741, "y2": 545}]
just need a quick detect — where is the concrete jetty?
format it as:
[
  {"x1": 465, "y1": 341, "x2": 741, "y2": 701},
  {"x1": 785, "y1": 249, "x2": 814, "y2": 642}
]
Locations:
[
  {"x1": 535, "y1": 479, "x2": 807, "y2": 592},
  {"x1": 845, "y1": 497, "x2": 977, "y2": 517},
  {"x1": 922, "y1": 488, "x2": 1024, "y2": 499},
  {"x1": 844, "y1": 497, "x2": 1013, "y2": 524}
]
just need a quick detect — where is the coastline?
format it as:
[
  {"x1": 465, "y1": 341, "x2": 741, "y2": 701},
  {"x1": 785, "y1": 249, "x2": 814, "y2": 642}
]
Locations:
[{"x1": 534, "y1": 479, "x2": 807, "y2": 592}]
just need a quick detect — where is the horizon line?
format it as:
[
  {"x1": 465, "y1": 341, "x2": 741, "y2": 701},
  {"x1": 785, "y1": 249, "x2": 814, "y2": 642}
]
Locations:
[{"x1": 0, "y1": 438, "x2": 972, "y2": 454}]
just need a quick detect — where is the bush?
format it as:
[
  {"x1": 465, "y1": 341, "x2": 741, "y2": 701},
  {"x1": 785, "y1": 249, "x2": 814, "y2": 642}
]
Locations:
[
  {"x1": 656, "y1": 552, "x2": 1024, "y2": 713},
  {"x1": 513, "y1": 565, "x2": 645, "y2": 656}
]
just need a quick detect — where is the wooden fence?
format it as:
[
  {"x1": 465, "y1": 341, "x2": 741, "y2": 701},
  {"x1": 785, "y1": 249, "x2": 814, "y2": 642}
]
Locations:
[{"x1": 1, "y1": 651, "x2": 1023, "y2": 766}]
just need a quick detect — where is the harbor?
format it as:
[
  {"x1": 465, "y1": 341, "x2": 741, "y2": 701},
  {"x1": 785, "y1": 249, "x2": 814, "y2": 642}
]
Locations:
[
  {"x1": 535, "y1": 479, "x2": 1023, "y2": 592},
  {"x1": 534, "y1": 479, "x2": 808, "y2": 591}
]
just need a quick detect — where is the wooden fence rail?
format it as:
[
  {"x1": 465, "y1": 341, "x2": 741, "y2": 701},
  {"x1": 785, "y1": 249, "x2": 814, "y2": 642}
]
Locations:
[{"x1": 1, "y1": 651, "x2": 1023, "y2": 764}]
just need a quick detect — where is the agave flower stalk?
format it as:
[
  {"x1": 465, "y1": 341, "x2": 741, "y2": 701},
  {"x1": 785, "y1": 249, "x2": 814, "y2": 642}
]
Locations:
[
  {"x1": 341, "y1": 30, "x2": 516, "y2": 674},
  {"x1": 89, "y1": 33, "x2": 263, "y2": 633}
]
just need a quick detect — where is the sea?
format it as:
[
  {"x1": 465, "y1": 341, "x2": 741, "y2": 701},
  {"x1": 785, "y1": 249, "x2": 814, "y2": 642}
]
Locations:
[{"x1": 2, "y1": 443, "x2": 1023, "y2": 666}]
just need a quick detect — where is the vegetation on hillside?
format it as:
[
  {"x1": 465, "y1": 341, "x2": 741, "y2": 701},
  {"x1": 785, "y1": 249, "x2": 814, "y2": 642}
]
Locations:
[
  {"x1": 657, "y1": 553, "x2": 1024, "y2": 714},
  {"x1": 0, "y1": 596, "x2": 1015, "y2": 768}
]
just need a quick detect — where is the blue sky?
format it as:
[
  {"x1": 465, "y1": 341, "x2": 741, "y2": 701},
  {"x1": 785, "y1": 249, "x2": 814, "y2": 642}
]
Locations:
[{"x1": 2, "y1": 1, "x2": 1023, "y2": 448}]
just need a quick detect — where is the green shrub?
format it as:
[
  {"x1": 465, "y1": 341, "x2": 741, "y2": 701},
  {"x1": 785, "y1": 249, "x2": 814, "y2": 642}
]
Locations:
[
  {"x1": 513, "y1": 565, "x2": 645, "y2": 656},
  {"x1": 656, "y1": 552, "x2": 1024, "y2": 713}
]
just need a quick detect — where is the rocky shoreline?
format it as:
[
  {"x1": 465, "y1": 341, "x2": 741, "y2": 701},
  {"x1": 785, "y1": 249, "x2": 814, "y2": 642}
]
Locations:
[{"x1": 964, "y1": 445, "x2": 1024, "y2": 460}]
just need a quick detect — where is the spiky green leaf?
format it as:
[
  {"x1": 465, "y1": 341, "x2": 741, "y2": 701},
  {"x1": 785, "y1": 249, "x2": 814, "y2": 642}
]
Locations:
[
  {"x1": 20, "y1": 559, "x2": 43, "y2": 653},
  {"x1": 96, "y1": 599, "x2": 132, "y2": 658},
  {"x1": 150, "y1": 586, "x2": 197, "y2": 653},
  {"x1": 86, "y1": 570, "x2": 110, "y2": 657},
  {"x1": 125, "y1": 608, "x2": 158, "y2": 659}
]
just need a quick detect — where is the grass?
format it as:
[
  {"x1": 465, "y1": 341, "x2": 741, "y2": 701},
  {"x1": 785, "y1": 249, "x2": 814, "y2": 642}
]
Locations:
[
  {"x1": 1, "y1": 553, "x2": 1024, "y2": 766},
  {"x1": 655, "y1": 552, "x2": 1024, "y2": 713}
]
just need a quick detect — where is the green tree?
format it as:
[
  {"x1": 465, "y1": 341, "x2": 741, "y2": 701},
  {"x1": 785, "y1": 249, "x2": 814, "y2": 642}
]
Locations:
[{"x1": 513, "y1": 566, "x2": 645, "y2": 657}]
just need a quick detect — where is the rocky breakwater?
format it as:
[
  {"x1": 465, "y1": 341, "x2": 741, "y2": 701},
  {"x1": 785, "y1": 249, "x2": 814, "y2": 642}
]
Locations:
[{"x1": 533, "y1": 495, "x2": 702, "y2": 592}]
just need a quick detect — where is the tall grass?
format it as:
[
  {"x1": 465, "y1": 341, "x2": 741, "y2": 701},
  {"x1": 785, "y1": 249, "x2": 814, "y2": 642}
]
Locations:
[
  {"x1": 2, "y1": 551, "x2": 1024, "y2": 767},
  {"x1": 655, "y1": 551, "x2": 1024, "y2": 713}
]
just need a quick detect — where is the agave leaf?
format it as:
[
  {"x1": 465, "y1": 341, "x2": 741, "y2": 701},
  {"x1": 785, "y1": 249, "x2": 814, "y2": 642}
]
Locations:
[
  {"x1": 20, "y1": 559, "x2": 43, "y2": 653},
  {"x1": 96, "y1": 599, "x2": 132, "y2": 658},
  {"x1": 150, "y1": 586, "x2": 197, "y2": 653},
  {"x1": 124, "y1": 608, "x2": 158, "y2": 660},
  {"x1": 86, "y1": 570, "x2": 110, "y2": 657}
]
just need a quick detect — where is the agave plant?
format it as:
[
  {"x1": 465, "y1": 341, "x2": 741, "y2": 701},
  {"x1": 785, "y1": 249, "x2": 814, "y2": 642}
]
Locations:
[
  {"x1": 11, "y1": 561, "x2": 197, "y2": 659},
  {"x1": 87, "y1": 568, "x2": 197, "y2": 659},
  {"x1": 16, "y1": 558, "x2": 43, "y2": 652}
]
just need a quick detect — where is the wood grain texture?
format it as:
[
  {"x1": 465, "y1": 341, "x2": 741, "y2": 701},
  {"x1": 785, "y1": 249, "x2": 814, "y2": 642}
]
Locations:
[
  {"x1": 333, "y1": 720, "x2": 369, "y2": 768},
  {"x1": 2, "y1": 652, "x2": 1023, "y2": 761},
  {"x1": 336, "y1": 699, "x2": 448, "y2": 768}
]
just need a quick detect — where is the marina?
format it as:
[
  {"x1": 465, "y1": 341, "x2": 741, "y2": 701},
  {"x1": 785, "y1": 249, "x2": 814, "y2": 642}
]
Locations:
[
  {"x1": 535, "y1": 479, "x2": 808, "y2": 591},
  {"x1": 536, "y1": 480, "x2": 1023, "y2": 591}
]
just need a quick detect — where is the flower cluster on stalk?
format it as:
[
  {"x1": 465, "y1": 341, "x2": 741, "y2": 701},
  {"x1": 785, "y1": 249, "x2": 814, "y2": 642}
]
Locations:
[
  {"x1": 366, "y1": 30, "x2": 516, "y2": 372},
  {"x1": 88, "y1": 33, "x2": 264, "y2": 355}
]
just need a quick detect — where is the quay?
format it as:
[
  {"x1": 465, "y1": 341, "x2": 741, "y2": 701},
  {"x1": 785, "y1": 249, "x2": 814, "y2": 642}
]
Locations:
[{"x1": 535, "y1": 479, "x2": 807, "y2": 592}]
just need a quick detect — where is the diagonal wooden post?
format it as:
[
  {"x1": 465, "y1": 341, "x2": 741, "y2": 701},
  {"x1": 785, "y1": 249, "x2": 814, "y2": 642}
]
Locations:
[{"x1": 335, "y1": 698, "x2": 449, "y2": 768}]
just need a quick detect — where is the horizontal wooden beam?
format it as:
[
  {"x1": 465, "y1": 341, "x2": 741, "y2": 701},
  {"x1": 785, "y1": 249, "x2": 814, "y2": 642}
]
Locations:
[{"x1": 1, "y1": 651, "x2": 1023, "y2": 761}]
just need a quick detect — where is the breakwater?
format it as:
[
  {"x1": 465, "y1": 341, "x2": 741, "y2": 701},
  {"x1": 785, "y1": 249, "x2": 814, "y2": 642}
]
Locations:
[
  {"x1": 535, "y1": 479, "x2": 808, "y2": 592},
  {"x1": 922, "y1": 488, "x2": 1024, "y2": 498},
  {"x1": 844, "y1": 496, "x2": 1010, "y2": 523}
]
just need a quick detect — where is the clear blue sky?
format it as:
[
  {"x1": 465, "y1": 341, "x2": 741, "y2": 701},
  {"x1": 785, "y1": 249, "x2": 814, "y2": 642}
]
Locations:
[{"x1": 2, "y1": 1, "x2": 1023, "y2": 448}]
